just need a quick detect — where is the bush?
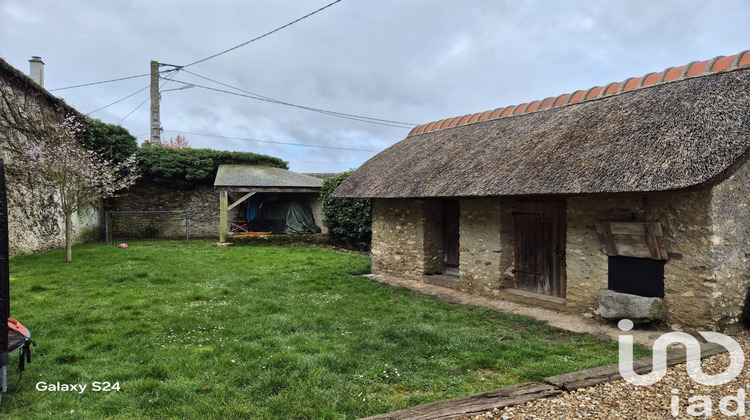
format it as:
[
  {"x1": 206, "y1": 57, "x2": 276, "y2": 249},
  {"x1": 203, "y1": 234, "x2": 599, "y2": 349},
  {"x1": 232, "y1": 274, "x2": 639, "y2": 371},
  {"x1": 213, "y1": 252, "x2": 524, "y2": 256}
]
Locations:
[
  {"x1": 321, "y1": 170, "x2": 371, "y2": 251},
  {"x1": 135, "y1": 147, "x2": 288, "y2": 188}
]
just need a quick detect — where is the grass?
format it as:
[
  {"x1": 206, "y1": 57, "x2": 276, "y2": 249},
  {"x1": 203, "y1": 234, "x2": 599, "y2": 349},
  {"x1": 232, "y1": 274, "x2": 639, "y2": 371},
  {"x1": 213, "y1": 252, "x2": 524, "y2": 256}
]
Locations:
[{"x1": 2, "y1": 241, "x2": 648, "y2": 419}]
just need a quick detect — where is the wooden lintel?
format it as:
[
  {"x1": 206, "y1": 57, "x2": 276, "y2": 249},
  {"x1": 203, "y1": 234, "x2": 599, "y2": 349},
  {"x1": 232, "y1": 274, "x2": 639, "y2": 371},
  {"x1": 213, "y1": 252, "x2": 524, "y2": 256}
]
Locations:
[{"x1": 228, "y1": 192, "x2": 256, "y2": 211}]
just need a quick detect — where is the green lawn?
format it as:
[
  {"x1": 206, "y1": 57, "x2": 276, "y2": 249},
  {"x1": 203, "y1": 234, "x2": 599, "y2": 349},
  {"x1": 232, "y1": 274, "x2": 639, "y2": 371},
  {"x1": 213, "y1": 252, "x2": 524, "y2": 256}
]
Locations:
[{"x1": 2, "y1": 241, "x2": 645, "y2": 419}]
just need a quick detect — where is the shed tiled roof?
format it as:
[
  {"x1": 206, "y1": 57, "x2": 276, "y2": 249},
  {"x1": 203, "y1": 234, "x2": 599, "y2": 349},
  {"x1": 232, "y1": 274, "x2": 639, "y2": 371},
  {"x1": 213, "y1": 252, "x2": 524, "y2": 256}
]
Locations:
[
  {"x1": 408, "y1": 51, "x2": 750, "y2": 138},
  {"x1": 214, "y1": 165, "x2": 322, "y2": 189}
]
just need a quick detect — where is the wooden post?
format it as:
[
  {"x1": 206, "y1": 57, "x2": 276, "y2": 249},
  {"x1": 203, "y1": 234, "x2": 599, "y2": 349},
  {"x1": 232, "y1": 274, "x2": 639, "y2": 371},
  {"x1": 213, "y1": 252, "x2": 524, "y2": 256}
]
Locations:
[{"x1": 219, "y1": 190, "x2": 228, "y2": 242}]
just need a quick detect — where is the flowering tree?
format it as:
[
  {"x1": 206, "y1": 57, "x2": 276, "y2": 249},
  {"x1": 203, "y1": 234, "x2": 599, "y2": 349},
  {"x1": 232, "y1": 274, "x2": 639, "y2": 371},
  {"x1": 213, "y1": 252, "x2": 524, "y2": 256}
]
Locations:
[
  {"x1": 163, "y1": 134, "x2": 190, "y2": 149},
  {"x1": 15, "y1": 116, "x2": 138, "y2": 262}
]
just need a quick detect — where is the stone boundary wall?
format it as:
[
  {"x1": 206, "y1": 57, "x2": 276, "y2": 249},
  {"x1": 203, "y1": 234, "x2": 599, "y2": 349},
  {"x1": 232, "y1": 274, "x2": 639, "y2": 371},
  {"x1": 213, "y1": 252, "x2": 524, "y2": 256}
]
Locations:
[{"x1": 105, "y1": 181, "x2": 218, "y2": 239}]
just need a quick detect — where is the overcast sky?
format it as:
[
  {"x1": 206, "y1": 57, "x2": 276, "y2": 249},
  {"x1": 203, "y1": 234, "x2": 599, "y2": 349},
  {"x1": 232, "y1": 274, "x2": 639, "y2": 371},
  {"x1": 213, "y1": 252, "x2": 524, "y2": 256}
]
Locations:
[{"x1": 2, "y1": 1, "x2": 750, "y2": 173}]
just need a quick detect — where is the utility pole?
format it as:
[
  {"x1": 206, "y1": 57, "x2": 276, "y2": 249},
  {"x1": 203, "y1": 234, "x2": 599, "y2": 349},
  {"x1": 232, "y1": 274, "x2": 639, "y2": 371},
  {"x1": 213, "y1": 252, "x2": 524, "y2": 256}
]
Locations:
[{"x1": 149, "y1": 60, "x2": 161, "y2": 146}]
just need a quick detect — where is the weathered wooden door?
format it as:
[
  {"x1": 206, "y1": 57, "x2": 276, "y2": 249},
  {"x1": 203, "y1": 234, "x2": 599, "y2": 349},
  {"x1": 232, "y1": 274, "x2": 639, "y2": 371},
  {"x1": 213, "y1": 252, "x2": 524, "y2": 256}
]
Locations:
[
  {"x1": 513, "y1": 201, "x2": 566, "y2": 297},
  {"x1": 443, "y1": 200, "x2": 460, "y2": 276}
]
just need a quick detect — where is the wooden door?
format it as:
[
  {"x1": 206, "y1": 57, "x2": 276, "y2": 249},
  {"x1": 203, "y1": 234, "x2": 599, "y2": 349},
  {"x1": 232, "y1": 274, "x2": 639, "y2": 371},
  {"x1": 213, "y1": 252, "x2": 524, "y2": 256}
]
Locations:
[
  {"x1": 513, "y1": 201, "x2": 566, "y2": 297},
  {"x1": 443, "y1": 200, "x2": 460, "y2": 276}
]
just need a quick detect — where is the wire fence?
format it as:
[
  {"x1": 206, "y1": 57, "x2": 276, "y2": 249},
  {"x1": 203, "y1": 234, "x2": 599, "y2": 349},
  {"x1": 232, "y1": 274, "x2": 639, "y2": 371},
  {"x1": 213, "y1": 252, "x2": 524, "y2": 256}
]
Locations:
[{"x1": 105, "y1": 211, "x2": 189, "y2": 245}]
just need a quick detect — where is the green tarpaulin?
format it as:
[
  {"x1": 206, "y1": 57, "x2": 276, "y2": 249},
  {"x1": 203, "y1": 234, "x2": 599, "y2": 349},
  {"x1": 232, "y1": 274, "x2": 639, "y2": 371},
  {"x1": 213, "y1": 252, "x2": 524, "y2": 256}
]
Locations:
[{"x1": 283, "y1": 201, "x2": 321, "y2": 235}]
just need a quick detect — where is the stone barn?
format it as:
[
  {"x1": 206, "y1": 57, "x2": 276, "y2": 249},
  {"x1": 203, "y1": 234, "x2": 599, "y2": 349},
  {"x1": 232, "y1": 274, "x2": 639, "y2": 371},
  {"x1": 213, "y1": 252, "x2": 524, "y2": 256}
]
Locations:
[{"x1": 334, "y1": 51, "x2": 750, "y2": 331}]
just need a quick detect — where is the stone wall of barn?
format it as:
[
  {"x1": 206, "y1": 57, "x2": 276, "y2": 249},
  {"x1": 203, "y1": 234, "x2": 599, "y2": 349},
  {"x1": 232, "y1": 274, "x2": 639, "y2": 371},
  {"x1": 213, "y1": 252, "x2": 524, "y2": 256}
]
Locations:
[
  {"x1": 370, "y1": 191, "x2": 728, "y2": 329},
  {"x1": 371, "y1": 199, "x2": 433, "y2": 279},
  {"x1": 457, "y1": 198, "x2": 513, "y2": 295},
  {"x1": 710, "y1": 160, "x2": 750, "y2": 330},
  {"x1": 566, "y1": 191, "x2": 715, "y2": 329},
  {"x1": 1, "y1": 63, "x2": 99, "y2": 256}
]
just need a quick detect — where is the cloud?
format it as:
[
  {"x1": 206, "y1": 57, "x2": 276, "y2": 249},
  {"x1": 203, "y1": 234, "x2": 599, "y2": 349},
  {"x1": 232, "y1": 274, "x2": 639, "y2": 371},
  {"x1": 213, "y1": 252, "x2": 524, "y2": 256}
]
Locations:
[{"x1": 2, "y1": 0, "x2": 750, "y2": 172}]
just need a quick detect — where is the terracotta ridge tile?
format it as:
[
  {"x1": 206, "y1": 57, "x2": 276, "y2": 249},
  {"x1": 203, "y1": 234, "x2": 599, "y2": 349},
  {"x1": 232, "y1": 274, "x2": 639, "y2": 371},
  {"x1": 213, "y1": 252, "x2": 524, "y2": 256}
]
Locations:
[
  {"x1": 526, "y1": 100, "x2": 543, "y2": 112},
  {"x1": 407, "y1": 50, "x2": 750, "y2": 137},
  {"x1": 538, "y1": 97, "x2": 556, "y2": 110},
  {"x1": 711, "y1": 56, "x2": 734, "y2": 72},
  {"x1": 738, "y1": 50, "x2": 750, "y2": 67},
  {"x1": 500, "y1": 106, "x2": 516, "y2": 117},
  {"x1": 467, "y1": 112, "x2": 483, "y2": 124},
  {"x1": 456, "y1": 114, "x2": 473, "y2": 127},
  {"x1": 487, "y1": 107, "x2": 504, "y2": 119},
  {"x1": 703, "y1": 56, "x2": 723, "y2": 75},
  {"x1": 477, "y1": 110, "x2": 493, "y2": 122},
  {"x1": 446, "y1": 116, "x2": 462, "y2": 128},
  {"x1": 553, "y1": 94, "x2": 571, "y2": 107},
  {"x1": 513, "y1": 103, "x2": 530, "y2": 115}
]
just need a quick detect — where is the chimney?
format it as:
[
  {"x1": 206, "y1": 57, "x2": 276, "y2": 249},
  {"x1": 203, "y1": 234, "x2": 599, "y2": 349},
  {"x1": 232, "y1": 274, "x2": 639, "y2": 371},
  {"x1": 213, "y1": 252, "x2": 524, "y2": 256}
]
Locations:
[{"x1": 29, "y1": 56, "x2": 45, "y2": 87}]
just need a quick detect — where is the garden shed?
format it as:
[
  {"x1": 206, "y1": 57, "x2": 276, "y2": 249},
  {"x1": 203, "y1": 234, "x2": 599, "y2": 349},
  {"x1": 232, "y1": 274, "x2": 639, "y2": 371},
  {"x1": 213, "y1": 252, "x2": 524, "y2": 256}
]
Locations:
[
  {"x1": 334, "y1": 51, "x2": 750, "y2": 330},
  {"x1": 214, "y1": 165, "x2": 325, "y2": 241}
]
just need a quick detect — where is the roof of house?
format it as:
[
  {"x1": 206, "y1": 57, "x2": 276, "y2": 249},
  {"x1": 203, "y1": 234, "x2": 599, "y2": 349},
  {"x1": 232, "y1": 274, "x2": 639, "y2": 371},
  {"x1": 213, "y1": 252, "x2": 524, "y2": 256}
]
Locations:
[
  {"x1": 0, "y1": 58, "x2": 77, "y2": 116},
  {"x1": 334, "y1": 51, "x2": 750, "y2": 199},
  {"x1": 214, "y1": 165, "x2": 323, "y2": 189}
]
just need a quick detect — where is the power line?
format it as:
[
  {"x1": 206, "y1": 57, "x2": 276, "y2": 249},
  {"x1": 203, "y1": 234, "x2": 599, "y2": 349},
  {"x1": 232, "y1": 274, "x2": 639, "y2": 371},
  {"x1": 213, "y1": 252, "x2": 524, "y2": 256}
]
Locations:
[
  {"x1": 86, "y1": 85, "x2": 150, "y2": 116},
  {"x1": 170, "y1": 76, "x2": 417, "y2": 128},
  {"x1": 48, "y1": 73, "x2": 149, "y2": 91},
  {"x1": 116, "y1": 72, "x2": 178, "y2": 125},
  {"x1": 162, "y1": 130, "x2": 379, "y2": 152},
  {"x1": 116, "y1": 96, "x2": 150, "y2": 125},
  {"x1": 182, "y1": 0, "x2": 343, "y2": 68},
  {"x1": 47, "y1": 2, "x2": 341, "y2": 91}
]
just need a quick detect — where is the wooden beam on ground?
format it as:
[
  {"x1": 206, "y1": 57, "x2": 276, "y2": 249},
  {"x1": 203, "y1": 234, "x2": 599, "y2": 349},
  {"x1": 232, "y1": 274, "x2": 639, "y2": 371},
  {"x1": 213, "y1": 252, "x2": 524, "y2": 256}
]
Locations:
[{"x1": 361, "y1": 382, "x2": 561, "y2": 420}]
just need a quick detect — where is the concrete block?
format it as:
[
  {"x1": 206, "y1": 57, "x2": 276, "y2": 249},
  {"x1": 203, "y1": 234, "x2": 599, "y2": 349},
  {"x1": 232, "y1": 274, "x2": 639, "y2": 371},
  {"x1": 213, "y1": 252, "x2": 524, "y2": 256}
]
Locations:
[{"x1": 598, "y1": 290, "x2": 666, "y2": 323}]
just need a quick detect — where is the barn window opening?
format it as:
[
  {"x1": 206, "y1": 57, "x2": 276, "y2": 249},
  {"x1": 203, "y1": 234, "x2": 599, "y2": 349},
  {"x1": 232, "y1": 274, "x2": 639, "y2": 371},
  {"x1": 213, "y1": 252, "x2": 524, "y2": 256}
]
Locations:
[
  {"x1": 607, "y1": 256, "x2": 665, "y2": 298},
  {"x1": 595, "y1": 221, "x2": 669, "y2": 299}
]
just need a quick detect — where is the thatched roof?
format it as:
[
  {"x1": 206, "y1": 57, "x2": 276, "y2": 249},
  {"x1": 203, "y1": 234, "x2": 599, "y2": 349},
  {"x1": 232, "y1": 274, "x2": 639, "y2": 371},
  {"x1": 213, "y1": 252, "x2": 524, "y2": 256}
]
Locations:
[
  {"x1": 334, "y1": 51, "x2": 750, "y2": 199},
  {"x1": 214, "y1": 165, "x2": 322, "y2": 190}
]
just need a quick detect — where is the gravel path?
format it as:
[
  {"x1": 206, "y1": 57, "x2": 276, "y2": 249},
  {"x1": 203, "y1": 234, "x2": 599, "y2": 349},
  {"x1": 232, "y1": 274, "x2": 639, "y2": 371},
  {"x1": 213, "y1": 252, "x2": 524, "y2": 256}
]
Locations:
[{"x1": 468, "y1": 331, "x2": 750, "y2": 419}]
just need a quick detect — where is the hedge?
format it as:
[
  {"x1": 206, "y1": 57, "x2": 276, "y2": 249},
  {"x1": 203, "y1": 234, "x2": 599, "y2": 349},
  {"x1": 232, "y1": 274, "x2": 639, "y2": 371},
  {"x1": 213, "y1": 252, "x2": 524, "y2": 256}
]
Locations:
[
  {"x1": 320, "y1": 170, "x2": 371, "y2": 251},
  {"x1": 135, "y1": 147, "x2": 288, "y2": 188}
]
